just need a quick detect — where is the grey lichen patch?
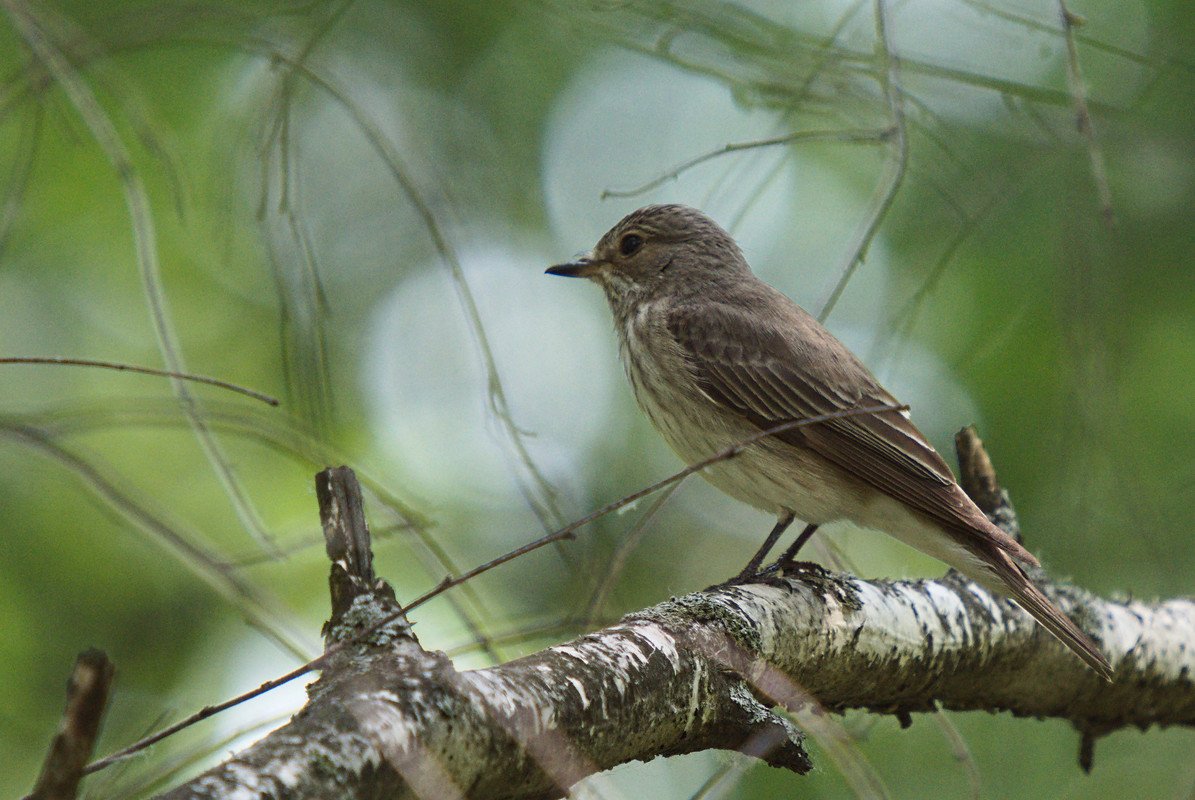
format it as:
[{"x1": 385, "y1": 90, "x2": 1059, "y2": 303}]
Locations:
[
  {"x1": 635, "y1": 591, "x2": 765, "y2": 653},
  {"x1": 727, "y1": 682, "x2": 811, "y2": 773},
  {"x1": 292, "y1": 729, "x2": 402, "y2": 799},
  {"x1": 729, "y1": 681, "x2": 780, "y2": 726},
  {"x1": 323, "y1": 595, "x2": 411, "y2": 648}
]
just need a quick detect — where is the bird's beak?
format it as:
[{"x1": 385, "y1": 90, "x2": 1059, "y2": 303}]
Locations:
[{"x1": 545, "y1": 257, "x2": 602, "y2": 279}]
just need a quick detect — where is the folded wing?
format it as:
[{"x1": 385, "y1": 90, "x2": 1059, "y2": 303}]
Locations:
[{"x1": 668, "y1": 301, "x2": 1035, "y2": 564}]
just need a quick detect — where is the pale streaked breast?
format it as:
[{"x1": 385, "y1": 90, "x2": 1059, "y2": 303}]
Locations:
[{"x1": 615, "y1": 302, "x2": 860, "y2": 524}]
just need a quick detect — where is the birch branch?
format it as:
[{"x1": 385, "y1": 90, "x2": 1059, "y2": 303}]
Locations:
[{"x1": 154, "y1": 464, "x2": 1195, "y2": 800}]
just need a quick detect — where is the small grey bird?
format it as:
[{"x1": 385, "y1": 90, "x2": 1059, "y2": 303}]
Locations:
[{"x1": 547, "y1": 203, "x2": 1111, "y2": 679}]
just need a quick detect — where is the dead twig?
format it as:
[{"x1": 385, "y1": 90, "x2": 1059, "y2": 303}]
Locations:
[{"x1": 26, "y1": 650, "x2": 115, "y2": 800}]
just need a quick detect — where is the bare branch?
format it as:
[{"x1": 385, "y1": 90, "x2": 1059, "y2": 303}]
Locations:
[
  {"x1": 155, "y1": 564, "x2": 1195, "y2": 799},
  {"x1": 318, "y1": 465, "x2": 387, "y2": 625},
  {"x1": 76, "y1": 434, "x2": 1194, "y2": 798}
]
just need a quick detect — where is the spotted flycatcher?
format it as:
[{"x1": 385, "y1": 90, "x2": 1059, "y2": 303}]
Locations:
[{"x1": 547, "y1": 203, "x2": 1110, "y2": 679}]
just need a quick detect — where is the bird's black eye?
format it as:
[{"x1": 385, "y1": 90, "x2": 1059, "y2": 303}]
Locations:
[{"x1": 619, "y1": 233, "x2": 644, "y2": 256}]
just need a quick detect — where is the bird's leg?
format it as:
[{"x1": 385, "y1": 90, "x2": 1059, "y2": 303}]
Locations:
[
  {"x1": 776, "y1": 523, "x2": 820, "y2": 565},
  {"x1": 734, "y1": 511, "x2": 795, "y2": 581}
]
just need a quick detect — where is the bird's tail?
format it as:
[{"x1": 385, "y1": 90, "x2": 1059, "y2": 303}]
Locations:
[{"x1": 980, "y1": 552, "x2": 1113, "y2": 681}]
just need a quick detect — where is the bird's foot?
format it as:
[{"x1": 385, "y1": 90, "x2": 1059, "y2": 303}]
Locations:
[
  {"x1": 720, "y1": 560, "x2": 787, "y2": 588},
  {"x1": 719, "y1": 559, "x2": 829, "y2": 591},
  {"x1": 773, "y1": 558, "x2": 830, "y2": 579}
]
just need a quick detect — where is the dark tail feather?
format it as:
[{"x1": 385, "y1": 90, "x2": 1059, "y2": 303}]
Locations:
[{"x1": 993, "y1": 560, "x2": 1113, "y2": 681}]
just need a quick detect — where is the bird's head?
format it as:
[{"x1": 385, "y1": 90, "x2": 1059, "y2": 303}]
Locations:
[{"x1": 546, "y1": 204, "x2": 750, "y2": 307}]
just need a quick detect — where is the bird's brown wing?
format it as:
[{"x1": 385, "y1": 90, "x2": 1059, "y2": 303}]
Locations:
[{"x1": 667, "y1": 301, "x2": 1034, "y2": 563}]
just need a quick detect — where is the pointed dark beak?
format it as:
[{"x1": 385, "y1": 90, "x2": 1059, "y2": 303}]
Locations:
[{"x1": 545, "y1": 258, "x2": 599, "y2": 278}]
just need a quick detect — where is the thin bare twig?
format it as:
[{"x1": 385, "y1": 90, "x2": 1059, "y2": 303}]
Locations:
[
  {"x1": 24, "y1": 398, "x2": 429, "y2": 528},
  {"x1": 255, "y1": 0, "x2": 354, "y2": 430},
  {"x1": 0, "y1": 357, "x2": 279, "y2": 406},
  {"x1": 98, "y1": 710, "x2": 293, "y2": 800},
  {"x1": 445, "y1": 618, "x2": 599, "y2": 660},
  {"x1": 83, "y1": 659, "x2": 319, "y2": 776},
  {"x1": 601, "y1": 128, "x2": 891, "y2": 200},
  {"x1": 249, "y1": 41, "x2": 570, "y2": 548},
  {"x1": 693, "y1": 621, "x2": 890, "y2": 799},
  {"x1": 1058, "y1": 0, "x2": 1115, "y2": 228},
  {"x1": 877, "y1": 177, "x2": 1012, "y2": 368},
  {"x1": 782, "y1": 704, "x2": 891, "y2": 800},
  {"x1": 20, "y1": 397, "x2": 501, "y2": 661},
  {"x1": 582, "y1": 478, "x2": 683, "y2": 625},
  {"x1": 687, "y1": 759, "x2": 747, "y2": 800},
  {"x1": 816, "y1": 0, "x2": 907, "y2": 322},
  {"x1": 719, "y1": 0, "x2": 870, "y2": 271},
  {"x1": 403, "y1": 403, "x2": 906, "y2": 615},
  {"x1": 960, "y1": 0, "x2": 1181, "y2": 73}
]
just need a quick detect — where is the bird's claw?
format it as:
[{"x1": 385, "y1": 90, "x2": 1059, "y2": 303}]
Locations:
[{"x1": 721, "y1": 559, "x2": 824, "y2": 589}]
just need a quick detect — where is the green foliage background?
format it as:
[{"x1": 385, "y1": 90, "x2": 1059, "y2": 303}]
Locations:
[{"x1": 0, "y1": 0, "x2": 1193, "y2": 797}]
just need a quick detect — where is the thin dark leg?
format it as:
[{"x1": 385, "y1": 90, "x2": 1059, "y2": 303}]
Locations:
[
  {"x1": 735, "y1": 511, "x2": 795, "y2": 580},
  {"x1": 777, "y1": 523, "x2": 819, "y2": 564}
]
